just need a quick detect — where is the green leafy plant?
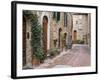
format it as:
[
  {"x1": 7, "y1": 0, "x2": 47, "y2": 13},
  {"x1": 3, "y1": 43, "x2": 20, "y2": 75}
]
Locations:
[
  {"x1": 23, "y1": 10, "x2": 33, "y2": 19},
  {"x1": 31, "y1": 12, "x2": 46, "y2": 61},
  {"x1": 47, "y1": 48, "x2": 61, "y2": 58},
  {"x1": 72, "y1": 40, "x2": 84, "y2": 44},
  {"x1": 76, "y1": 40, "x2": 84, "y2": 44},
  {"x1": 24, "y1": 10, "x2": 46, "y2": 62}
]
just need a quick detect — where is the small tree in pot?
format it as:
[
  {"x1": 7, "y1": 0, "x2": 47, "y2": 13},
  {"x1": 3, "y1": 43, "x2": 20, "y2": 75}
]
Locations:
[
  {"x1": 31, "y1": 12, "x2": 46, "y2": 66},
  {"x1": 23, "y1": 10, "x2": 46, "y2": 66}
]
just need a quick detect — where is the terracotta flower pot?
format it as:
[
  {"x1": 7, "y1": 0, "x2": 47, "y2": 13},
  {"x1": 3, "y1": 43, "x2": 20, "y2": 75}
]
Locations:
[{"x1": 32, "y1": 56, "x2": 40, "y2": 67}]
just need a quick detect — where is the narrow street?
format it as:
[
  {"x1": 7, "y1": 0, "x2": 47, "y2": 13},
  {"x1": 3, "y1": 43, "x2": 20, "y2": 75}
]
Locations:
[{"x1": 37, "y1": 44, "x2": 91, "y2": 68}]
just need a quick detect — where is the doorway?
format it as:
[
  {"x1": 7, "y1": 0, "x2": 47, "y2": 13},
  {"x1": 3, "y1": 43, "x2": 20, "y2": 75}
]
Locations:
[
  {"x1": 43, "y1": 16, "x2": 48, "y2": 53},
  {"x1": 58, "y1": 28, "x2": 62, "y2": 48},
  {"x1": 23, "y1": 16, "x2": 26, "y2": 66},
  {"x1": 64, "y1": 33, "x2": 67, "y2": 47},
  {"x1": 73, "y1": 30, "x2": 77, "y2": 43}
]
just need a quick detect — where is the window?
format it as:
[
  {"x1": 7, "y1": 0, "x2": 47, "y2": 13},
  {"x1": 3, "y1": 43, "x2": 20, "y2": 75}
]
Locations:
[
  {"x1": 64, "y1": 13, "x2": 67, "y2": 27},
  {"x1": 53, "y1": 12, "x2": 60, "y2": 22},
  {"x1": 57, "y1": 12, "x2": 60, "y2": 21}
]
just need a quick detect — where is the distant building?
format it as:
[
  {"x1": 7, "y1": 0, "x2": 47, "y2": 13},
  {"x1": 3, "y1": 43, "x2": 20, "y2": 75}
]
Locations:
[{"x1": 72, "y1": 13, "x2": 91, "y2": 45}]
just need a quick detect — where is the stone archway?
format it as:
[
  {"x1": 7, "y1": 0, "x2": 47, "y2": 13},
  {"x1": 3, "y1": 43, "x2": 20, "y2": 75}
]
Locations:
[
  {"x1": 73, "y1": 30, "x2": 77, "y2": 43},
  {"x1": 58, "y1": 28, "x2": 62, "y2": 48},
  {"x1": 64, "y1": 33, "x2": 67, "y2": 47},
  {"x1": 43, "y1": 16, "x2": 48, "y2": 53}
]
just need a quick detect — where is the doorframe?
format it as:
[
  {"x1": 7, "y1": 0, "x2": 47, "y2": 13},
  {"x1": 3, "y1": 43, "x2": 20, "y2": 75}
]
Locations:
[{"x1": 41, "y1": 12, "x2": 50, "y2": 50}]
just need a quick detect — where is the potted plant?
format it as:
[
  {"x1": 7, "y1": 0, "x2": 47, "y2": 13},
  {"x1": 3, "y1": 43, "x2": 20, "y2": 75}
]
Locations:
[
  {"x1": 32, "y1": 48, "x2": 46, "y2": 66},
  {"x1": 30, "y1": 12, "x2": 46, "y2": 66}
]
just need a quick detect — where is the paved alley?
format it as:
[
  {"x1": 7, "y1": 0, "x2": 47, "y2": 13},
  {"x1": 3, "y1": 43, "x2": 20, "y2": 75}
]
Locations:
[{"x1": 36, "y1": 44, "x2": 91, "y2": 68}]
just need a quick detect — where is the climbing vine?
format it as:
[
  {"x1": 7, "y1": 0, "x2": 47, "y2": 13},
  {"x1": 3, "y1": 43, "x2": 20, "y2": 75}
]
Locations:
[{"x1": 23, "y1": 10, "x2": 46, "y2": 61}]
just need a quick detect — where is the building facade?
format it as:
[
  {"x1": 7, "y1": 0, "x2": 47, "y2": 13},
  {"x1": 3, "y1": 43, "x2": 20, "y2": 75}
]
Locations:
[
  {"x1": 23, "y1": 11, "x2": 73, "y2": 68},
  {"x1": 23, "y1": 11, "x2": 91, "y2": 68},
  {"x1": 72, "y1": 13, "x2": 91, "y2": 45}
]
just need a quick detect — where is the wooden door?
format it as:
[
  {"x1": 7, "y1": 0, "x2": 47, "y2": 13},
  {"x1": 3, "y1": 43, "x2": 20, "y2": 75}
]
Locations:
[
  {"x1": 73, "y1": 30, "x2": 77, "y2": 43},
  {"x1": 43, "y1": 16, "x2": 48, "y2": 53}
]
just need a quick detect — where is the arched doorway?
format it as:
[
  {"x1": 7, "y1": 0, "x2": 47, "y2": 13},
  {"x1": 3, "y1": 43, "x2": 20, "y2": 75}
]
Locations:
[
  {"x1": 43, "y1": 16, "x2": 48, "y2": 53},
  {"x1": 73, "y1": 30, "x2": 77, "y2": 43},
  {"x1": 64, "y1": 33, "x2": 67, "y2": 47},
  {"x1": 58, "y1": 28, "x2": 62, "y2": 48}
]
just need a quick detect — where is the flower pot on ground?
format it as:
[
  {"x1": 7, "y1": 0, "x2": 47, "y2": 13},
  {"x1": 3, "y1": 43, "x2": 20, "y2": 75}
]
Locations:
[
  {"x1": 32, "y1": 56, "x2": 40, "y2": 67},
  {"x1": 32, "y1": 49, "x2": 46, "y2": 67}
]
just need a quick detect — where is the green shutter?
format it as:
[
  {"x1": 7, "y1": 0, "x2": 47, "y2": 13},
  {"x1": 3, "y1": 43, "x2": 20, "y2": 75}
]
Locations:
[{"x1": 57, "y1": 12, "x2": 60, "y2": 21}]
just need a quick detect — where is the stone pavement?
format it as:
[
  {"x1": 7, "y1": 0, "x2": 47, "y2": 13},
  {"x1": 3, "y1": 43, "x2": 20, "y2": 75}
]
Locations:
[{"x1": 36, "y1": 44, "x2": 91, "y2": 69}]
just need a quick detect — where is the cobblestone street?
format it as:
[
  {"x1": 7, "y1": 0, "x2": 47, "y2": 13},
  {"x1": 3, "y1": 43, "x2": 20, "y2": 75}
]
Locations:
[{"x1": 36, "y1": 44, "x2": 91, "y2": 69}]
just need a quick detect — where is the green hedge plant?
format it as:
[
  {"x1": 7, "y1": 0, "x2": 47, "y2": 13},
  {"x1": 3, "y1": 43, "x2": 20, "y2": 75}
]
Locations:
[{"x1": 24, "y1": 10, "x2": 46, "y2": 62}]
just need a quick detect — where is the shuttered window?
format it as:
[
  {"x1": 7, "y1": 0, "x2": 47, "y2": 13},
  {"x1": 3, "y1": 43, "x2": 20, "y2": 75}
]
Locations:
[
  {"x1": 57, "y1": 12, "x2": 60, "y2": 21},
  {"x1": 53, "y1": 12, "x2": 60, "y2": 22},
  {"x1": 64, "y1": 13, "x2": 67, "y2": 27}
]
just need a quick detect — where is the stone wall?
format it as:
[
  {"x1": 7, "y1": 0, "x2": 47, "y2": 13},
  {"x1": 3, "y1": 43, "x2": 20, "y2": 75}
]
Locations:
[
  {"x1": 23, "y1": 11, "x2": 75, "y2": 68},
  {"x1": 72, "y1": 13, "x2": 91, "y2": 45}
]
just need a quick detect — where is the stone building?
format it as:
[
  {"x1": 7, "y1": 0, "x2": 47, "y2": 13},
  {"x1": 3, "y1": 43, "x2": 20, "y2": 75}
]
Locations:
[
  {"x1": 22, "y1": 11, "x2": 73, "y2": 68},
  {"x1": 36, "y1": 11, "x2": 73, "y2": 51},
  {"x1": 72, "y1": 13, "x2": 91, "y2": 45},
  {"x1": 22, "y1": 11, "x2": 91, "y2": 69}
]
